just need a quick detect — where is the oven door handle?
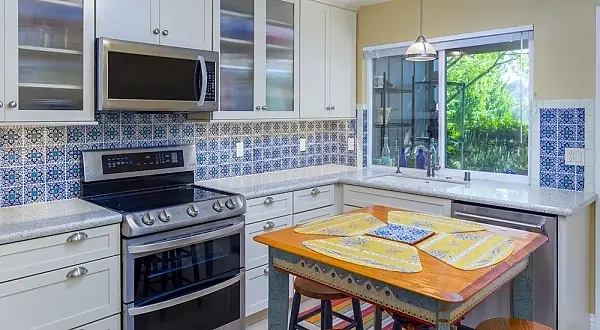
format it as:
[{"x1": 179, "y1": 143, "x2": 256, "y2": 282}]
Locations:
[
  {"x1": 128, "y1": 221, "x2": 244, "y2": 255},
  {"x1": 127, "y1": 272, "x2": 244, "y2": 316}
]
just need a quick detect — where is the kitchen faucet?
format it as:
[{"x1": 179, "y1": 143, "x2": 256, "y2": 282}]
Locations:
[{"x1": 413, "y1": 145, "x2": 441, "y2": 178}]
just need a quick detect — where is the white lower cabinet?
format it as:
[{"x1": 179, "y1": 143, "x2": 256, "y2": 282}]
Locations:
[
  {"x1": 245, "y1": 265, "x2": 270, "y2": 316},
  {"x1": 343, "y1": 185, "x2": 452, "y2": 216},
  {"x1": 0, "y1": 256, "x2": 121, "y2": 330},
  {"x1": 246, "y1": 215, "x2": 293, "y2": 270},
  {"x1": 74, "y1": 314, "x2": 121, "y2": 330},
  {"x1": 246, "y1": 192, "x2": 293, "y2": 224}
]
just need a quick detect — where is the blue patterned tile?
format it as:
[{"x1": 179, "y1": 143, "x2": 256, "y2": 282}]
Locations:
[
  {"x1": 2, "y1": 187, "x2": 22, "y2": 207},
  {"x1": 66, "y1": 162, "x2": 82, "y2": 180},
  {"x1": 219, "y1": 164, "x2": 231, "y2": 178},
  {"x1": 330, "y1": 154, "x2": 338, "y2": 164},
  {"x1": 207, "y1": 166, "x2": 220, "y2": 179},
  {"x1": 67, "y1": 126, "x2": 85, "y2": 144},
  {"x1": 66, "y1": 144, "x2": 84, "y2": 162},
  {"x1": 577, "y1": 108, "x2": 586, "y2": 125},
  {"x1": 576, "y1": 165, "x2": 584, "y2": 175},
  {"x1": 252, "y1": 149, "x2": 262, "y2": 161},
  {"x1": 280, "y1": 158, "x2": 290, "y2": 170},
  {"x1": 66, "y1": 180, "x2": 81, "y2": 198},
  {"x1": 281, "y1": 122, "x2": 291, "y2": 134},
  {"x1": 208, "y1": 123, "x2": 220, "y2": 136},
  {"x1": 122, "y1": 125, "x2": 136, "y2": 140},
  {"x1": 540, "y1": 140, "x2": 558, "y2": 157},
  {"x1": 46, "y1": 164, "x2": 65, "y2": 182},
  {"x1": 24, "y1": 184, "x2": 46, "y2": 204},
  {"x1": 558, "y1": 109, "x2": 578, "y2": 125},
  {"x1": 197, "y1": 152, "x2": 208, "y2": 166},
  {"x1": 539, "y1": 172, "x2": 556, "y2": 188},
  {"x1": 220, "y1": 150, "x2": 233, "y2": 164},
  {"x1": 556, "y1": 160, "x2": 575, "y2": 174},
  {"x1": 46, "y1": 182, "x2": 66, "y2": 201},
  {"x1": 104, "y1": 125, "x2": 120, "y2": 142},
  {"x1": 105, "y1": 113, "x2": 120, "y2": 124},
  {"x1": 46, "y1": 126, "x2": 66, "y2": 145},
  {"x1": 264, "y1": 161, "x2": 273, "y2": 172},
  {"x1": 558, "y1": 141, "x2": 584, "y2": 156},
  {"x1": 86, "y1": 126, "x2": 103, "y2": 143},
  {"x1": 1, "y1": 127, "x2": 23, "y2": 147},
  {"x1": 263, "y1": 148, "x2": 272, "y2": 160},
  {"x1": 557, "y1": 125, "x2": 576, "y2": 141},
  {"x1": 314, "y1": 155, "x2": 323, "y2": 166},
  {"x1": 242, "y1": 149, "x2": 252, "y2": 162},
  {"x1": 242, "y1": 163, "x2": 253, "y2": 175},
  {"x1": 2, "y1": 148, "x2": 22, "y2": 166},
  {"x1": 122, "y1": 113, "x2": 135, "y2": 124},
  {"x1": 253, "y1": 161, "x2": 264, "y2": 174},
  {"x1": 323, "y1": 154, "x2": 331, "y2": 164},
  {"x1": 137, "y1": 125, "x2": 152, "y2": 140},
  {"x1": 152, "y1": 113, "x2": 168, "y2": 124},
  {"x1": 23, "y1": 146, "x2": 46, "y2": 165},
  {"x1": 207, "y1": 152, "x2": 219, "y2": 165},
  {"x1": 291, "y1": 145, "x2": 299, "y2": 156},
  {"x1": 46, "y1": 146, "x2": 65, "y2": 163},
  {"x1": 370, "y1": 224, "x2": 434, "y2": 245},
  {"x1": 182, "y1": 123, "x2": 195, "y2": 140},
  {"x1": 231, "y1": 163, "x2": 242, "y2": 176},
  {"x1": 24, "y1": 165, "x2": 45, "y2": 184},
  {"x1": 298, "y1": 121, "x2": 308, "y2": 132},
  {"x1": 290, "y1": 158, "x2": 299, "y2": 169},
  {"x1": 338, "y1": 154, "x2": 347, "y2": 165},
  {"x1": 135, "y1": 113, "x2": 152, "y2": 124},
  {"x1": 195, "y1": 167, "x2": 207, "y2": 181},
  {"x1": 1, "y1": 167, "x2": 23, "y2": 186},
  {"x1": 153, "y1": 125, "x2": 167, "y2": 140},
  {"x1": 576, "y1": 175, "x2": 585, "y2": 191},
  {"x1": 556, "y1": 174, "x2": 575, "y2": 190},
  {"x1": 195, "y1": 123, "x2": 208, "y2": 138},
  {"x1": 540, "y1": 108, "x2": 557, "y2": 125},
  {"x1": 299, "y1": 156, "x2": 307, "y2": 168},
  {"x1": 576, "y1": 125, "x2": 585, "y2": 142},
  {"x1": 540, "y1": 125, "x2": 557, "y2": 140}
]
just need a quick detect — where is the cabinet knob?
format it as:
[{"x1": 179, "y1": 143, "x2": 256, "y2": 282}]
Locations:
[
  {"x1": 331, "y1": 106, "x2": 336, "y2": 110},
  {"x1": 66, "y1": 267, "x2": 88, "y2": 279},
  {"x1": 153, "y1": 28, "x2": 160, "y2": 35},
  {"x1": 263, "y1": 268, "x2": 269, "y2": 275},
  {"x1": 263, "y1": 197, "x2": 274, "y2": 205},
  {"x1": 311, "y1": 188, "x2": 320, "y2": 196},
  {"x1": 8, "y1": 101, "x2": 17, "y2": 108},
  {"x1": 255, "y1": 106, "x2": 261, "y2": 111},
  {"x1": 261, "y1": 106, "x2": 267, "y2": 111},
  {"x1": 66, "y1": 232, "x2": 88, "y2": 243},
  {"x1": 326, "y1": 106, "x2": 331, "y2": 110},
  {"x1": 162, "y1": 30, "x2": 169, "y2": 36},
  {"x1": 0, "y1": 101, "x2": 3, "y2": 108},
  {"x1": 263, "y1": 221, "x2": 275, "y2": 230}
]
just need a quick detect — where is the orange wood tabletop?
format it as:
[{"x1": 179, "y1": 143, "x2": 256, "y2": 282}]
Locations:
[{"x1": 254, "y1": 205, "x2": 548, "y2": 303}]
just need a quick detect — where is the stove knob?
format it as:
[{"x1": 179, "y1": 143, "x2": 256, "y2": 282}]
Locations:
[
  {"x1": 225, "y1": 198, "x2": 236, "y2": 210},
  {"x1": 141, "y1": 213, "x2": 155, "y2": 226},
  {"x1": 158, "y1": 210, "x2": 171, "y2": 223},
  {"x1": 213, "y1": 200, "x2": 224, "y2": 212},
  {"x1": 187, "y1": 205, "x2": 199, "y2": 217}
]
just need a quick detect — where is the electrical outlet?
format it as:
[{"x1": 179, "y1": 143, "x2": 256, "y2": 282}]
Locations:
[
  {"x1": 565, "y1": 148, "x2": 585, "y2": 166},
  {"x1": 348, "y1": 137, "x2": 355, "y2": 151},
  {"x1": 236, "y1": 142, "x2": 244, "y2": 157},
  {"x1": 299, "y1": 138, "x2": 307, "y2": 152}
]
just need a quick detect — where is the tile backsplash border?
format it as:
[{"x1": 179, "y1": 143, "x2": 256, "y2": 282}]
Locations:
[{"x1": 0, "y1": 113, "x2": 358, "y2": 207}]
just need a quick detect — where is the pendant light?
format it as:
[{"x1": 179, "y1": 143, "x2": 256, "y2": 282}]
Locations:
[{"x1": 405, "y1": 0, "x2": 436, "y2": 61}]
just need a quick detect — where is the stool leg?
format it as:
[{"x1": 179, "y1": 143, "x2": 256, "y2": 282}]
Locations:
[
  {"x1": 351, "y1": 299, "x2": 364, "y2": 330},
  {"x1": 288, "y1": 292, "x2": 301, "y2": 330},
  {"x1": 392, "y1": 315, "x2": 403, "y2": 330},
  {"x1": 321, "y1": 300, "x2": 333, "y2": 329}
]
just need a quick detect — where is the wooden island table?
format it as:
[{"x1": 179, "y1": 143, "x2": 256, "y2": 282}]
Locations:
[{"x1": 254, "y1": 205, "x2": 549, "y2": 330}]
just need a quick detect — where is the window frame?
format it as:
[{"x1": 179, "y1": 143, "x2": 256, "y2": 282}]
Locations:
[{"x1": 364, "y1": 26, "x2": 534, "y2": 184}]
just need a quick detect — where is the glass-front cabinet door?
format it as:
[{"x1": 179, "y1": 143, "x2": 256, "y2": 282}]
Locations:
[
  {"x1": 3, "y1": 0, "x2": 94, "y2": 122},
  {"x1": 215, "y1": 0, "x2": 299, "y2": 120}
]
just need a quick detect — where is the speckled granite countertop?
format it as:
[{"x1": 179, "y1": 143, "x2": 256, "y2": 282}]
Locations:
[
  {"x1": 0, "y1": 199, "x2": 122, "y2": 245},
  {"x1": 202, "y1": 165, "x2": 598, "y2": 216}
]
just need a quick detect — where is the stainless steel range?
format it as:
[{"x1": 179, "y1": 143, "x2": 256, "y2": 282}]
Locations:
[{"x1": 80, "y1": 145, "x2": 246, "y2": 330}]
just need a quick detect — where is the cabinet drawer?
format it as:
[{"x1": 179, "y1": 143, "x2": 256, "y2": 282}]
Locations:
[
  {"x1": 74, "y1": 314, "x2": 120, "y2": 330},
  {"x1": 343, "y1": 185, "x2": 452, "y2": 216},
  {"x1": 293, "y1": 184, "x2": 335, "y2": 213},
  {"x1": 246, "y1": 192, "x2": 292, "y2": 224},
  {"x1": 0, "y1": 256, "x2": 121, "y2": 330},
  {"x1": 0, "y1": 224, "x2": 120, "y2": 283},
  {"x1": 246, "y1": 215, "x2": 292, "y2": 270},
  {"x1": 245, "y1": 265, "x2": 270, "y2": 316},
  {"x1": 292, "y1": 205, "x2": 336, "y2": 226}
]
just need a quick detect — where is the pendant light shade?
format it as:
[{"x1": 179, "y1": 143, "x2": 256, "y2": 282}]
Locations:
[{"x1": 405, "y1": 0, "x2": 436, "y2": 61}]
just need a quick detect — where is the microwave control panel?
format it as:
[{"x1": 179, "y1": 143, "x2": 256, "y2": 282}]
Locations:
[{"x1": 205, "y1": 62, "x2": 216, "y2": 102}]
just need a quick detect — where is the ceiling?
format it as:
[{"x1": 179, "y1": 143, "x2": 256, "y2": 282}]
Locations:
[{"x1": 335, "y1": 0, "x2": 392, "y2": 7}]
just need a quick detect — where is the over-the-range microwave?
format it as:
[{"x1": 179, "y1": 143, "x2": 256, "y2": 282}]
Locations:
[{"x1": 96, "y1": 38, "x2": 219, "y2": 112}]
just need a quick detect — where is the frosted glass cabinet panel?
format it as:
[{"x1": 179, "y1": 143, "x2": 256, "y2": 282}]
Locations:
[
  {"x1": 2, "y1": 0, "x2": 94, "y2": 122},
  {"x1": 214, "y1": 0, "x2": 299, "y2": 120}
]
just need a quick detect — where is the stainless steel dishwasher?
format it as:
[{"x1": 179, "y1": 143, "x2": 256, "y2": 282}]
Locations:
[{"x1": 451, "y1": 202, "x2": 557, "y2": 329}]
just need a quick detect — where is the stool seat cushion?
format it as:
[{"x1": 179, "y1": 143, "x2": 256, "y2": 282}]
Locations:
[
  {"x1": 293, "y1": 277, "x2": 348, "y2": 300},
  {"x1": 477, "y1": 318, "x2": 553, "y2": 330}
]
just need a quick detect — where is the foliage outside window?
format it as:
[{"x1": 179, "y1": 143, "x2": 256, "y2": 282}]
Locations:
[{"x1": 370, "y1": 31, "x2": 531, "y2": 177}]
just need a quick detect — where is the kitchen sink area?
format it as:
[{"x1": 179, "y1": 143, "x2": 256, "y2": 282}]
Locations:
[{"x1": 367, "y1": 174, "x2": 466, "y2": 189}]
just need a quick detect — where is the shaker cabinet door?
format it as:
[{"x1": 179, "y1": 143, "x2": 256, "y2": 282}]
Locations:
[
  {"x1": 158, "y1": 0, "x2": 212, "y2": 50},
  {"x1": 299, "y1": 0, "x2": 328, "y2": 118},
  {"x1": 96, "y1": 0, "x2": 160, "y2": 44},
  {"x1": 328, "y1": 6, "x2": 356, "y2": 119}
]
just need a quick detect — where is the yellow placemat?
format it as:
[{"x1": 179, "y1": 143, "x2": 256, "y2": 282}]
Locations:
[
  {"x1": 416, "y1": 233, "x2": 515, "y2": 270},
  {"x1": 303, "y1": 236, "x2": 422, "y2": 273},
  {"x1": 294, "y1": 213, "x2": 386, "y2": 236},
  {"x1": 388, "y1": 210, "x2": 486, "y2": 233}
]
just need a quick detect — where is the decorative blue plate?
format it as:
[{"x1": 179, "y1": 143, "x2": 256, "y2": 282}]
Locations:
[{"x1": 368, "y1": 224, "x2": 435, "y2": 245}]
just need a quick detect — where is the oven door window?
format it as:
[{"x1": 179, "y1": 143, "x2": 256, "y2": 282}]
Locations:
[
  {"x1": 132, "y1": 281, "x2": 241, "y2": 330},
  {"x1": 132, "y1": 234, "x2": 241, "y2": 304}
]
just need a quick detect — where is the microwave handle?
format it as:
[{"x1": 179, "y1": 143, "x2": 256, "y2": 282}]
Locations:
[{"x1": 196, "y1": 55, "x2": 207, "y2": 106}]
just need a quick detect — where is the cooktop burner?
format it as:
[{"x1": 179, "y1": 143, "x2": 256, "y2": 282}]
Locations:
[{"x1": 86, "y1": 185, "x2": 232, "y2": 213}]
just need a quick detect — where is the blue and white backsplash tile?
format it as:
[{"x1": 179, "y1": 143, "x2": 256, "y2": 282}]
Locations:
[
  {"x1": 539, "y1": 107, "x2": 585, "y2": 191},
  {"x1": 0, "y1": 114, "x2": 357, "y2": 207}
]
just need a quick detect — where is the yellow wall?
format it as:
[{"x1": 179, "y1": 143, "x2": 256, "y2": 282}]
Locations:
[{"x1": 356, "y1": 0, "x2": 598, "y2": 103}]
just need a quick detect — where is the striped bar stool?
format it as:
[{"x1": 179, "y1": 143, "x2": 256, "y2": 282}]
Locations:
[
  {"x1": 289, "y1": 277, "x2": 364, "y2": 330},
  {"x1": 476, "y1": 318, "x2": 552, "y2": 330}
]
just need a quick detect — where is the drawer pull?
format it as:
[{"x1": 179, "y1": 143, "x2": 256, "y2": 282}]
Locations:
[
  {"x1": 66, "y1": 232, "x2": 88, "y2": 243},
  {"x1": 264, "y1": 268, "x2": 269, "y2": 275},
  {"x1": 66, "y1": 267, "x2": 88, "y2": 278},
  {"x1": 263, "y1": 197, "x2": 274, "y2": 205},
  {"x1": 263, "y1": 221, "x2": 275, "y2": 230},
  {"x1": 310, "y1": 188, "x2": 320, "y2": 196}
]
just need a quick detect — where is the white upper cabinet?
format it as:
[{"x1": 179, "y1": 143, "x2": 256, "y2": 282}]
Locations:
[
  {"x1": 96, "y1": 0, "x2": 213, "y2": 50},
  {"x1": 1, "y1": 0, "x2": 95, "y2": 123},
  {"x1": 300, "y1": 0, "x2": 356, "y2": 119},
  {"x1": 213, "y1": 0, "x2": 299, "y2": 120}
]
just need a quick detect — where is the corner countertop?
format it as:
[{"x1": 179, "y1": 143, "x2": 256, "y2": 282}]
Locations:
[
  {"x1": 0, "y1": 199, "x2": 122, "y2": 245},
  {"x1": 202, "y1": 165, "x2": 598, "y2": 216}
]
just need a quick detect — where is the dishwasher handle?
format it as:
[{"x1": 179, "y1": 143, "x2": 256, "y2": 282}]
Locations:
[{"x1": 454, "y1": 211, "x2": 546, "y2": 234}]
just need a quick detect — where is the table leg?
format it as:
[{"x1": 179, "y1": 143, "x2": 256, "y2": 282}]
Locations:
[
  {"x1": 374, "y1": 307, "x2": 383, "y2": 330},
  {"x1": 511, "y1": 256, "x2": 534, "y2": 320},
  {"x1": 435, "y1": 302, "x2": 452, "y2": 330},
  {"x1": 268, "y1": 248, "x2": 290, "y2": 330}
]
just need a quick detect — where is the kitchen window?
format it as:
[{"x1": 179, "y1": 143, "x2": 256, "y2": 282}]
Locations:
[{"x1": 365, "y1": 27, "x2": 533, "y2": 180}]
